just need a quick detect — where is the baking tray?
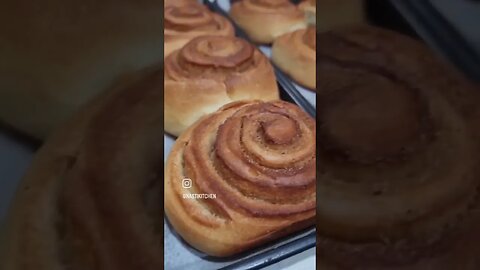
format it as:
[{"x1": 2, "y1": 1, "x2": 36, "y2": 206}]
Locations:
[
  {"x1": 388, "y1": 0, "x2": 480, "y2": 81},
  {"x1": 163, "y1": 1, "x2": 316, "y2": 269},
  {"x1": 163, "y1": 91, "x2": 315, "y2": 270},
  {"x1": 162, "y1": 81, "x2": 316, "y2": 266},
  {"x1": 163, "y1": 103, "x2": 315, "y2": 270}
]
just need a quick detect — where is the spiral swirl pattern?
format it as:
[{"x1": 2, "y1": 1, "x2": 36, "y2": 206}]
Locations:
[
  {"x1": 164, "y1": 3, "x2": 234, "y2": 57},
  {"x1": 164, "y1": 35, "x2": 279, "y2": 136},
  {"x1": 166, "y1": 36, "x2": 262, "y2": 81},
  {"x1": 317, "y1": 26, "x2": 480, "y2": 268},
  {"x1": 165, "y1": 100, "x2": 316, "y2": 256}
]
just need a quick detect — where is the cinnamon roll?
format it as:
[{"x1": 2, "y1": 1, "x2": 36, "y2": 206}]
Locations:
[
  {"x1": 1, "y1": 67, "x2": 165, "y2": 270},
  {"x1": 272, "y1": 26, "x2": 316, "y2": 90},
  {"x1": 165, "y1": 100, "x2": 316, "y2": 256},
  {"x1": 230, "y1": 0, "x2": 307, "y2": 44},
  {"x1": 164, "y1": 3, "x2": 235, "y2": 57},
  {"x1": 317, "y1": 26, "x2": 480, "y2": 269},
  {"x1": 164, "y1": 35, "x2": 279, "y2": 136}
]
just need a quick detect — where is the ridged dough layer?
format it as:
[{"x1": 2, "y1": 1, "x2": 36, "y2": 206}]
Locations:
[
  {"x1": 230, "y1": 0, "x2": 307, "y2": 44},
  {"x1": 164, "y1": 35, "x2": 279, "y2": 136},
  {"x1": 272, "y1": 26, "x2": 316, "y2": 90},
  {"x1": 165, "y1": 100, "x2": 316, "y2": 256},
  {"x1": 164, "y1": 3, "x2": 234, "y2": 57}
]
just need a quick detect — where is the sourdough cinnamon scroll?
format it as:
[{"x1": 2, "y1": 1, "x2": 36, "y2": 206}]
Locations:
[
  {"x1": 230, "y1": 0, "x2": 307, "y2": 44},
  {"x1": 165, "y1": 100, "x2": 316, "y2": 256},
  {"x1": 272, "y1": 26, "x2": 316, "y2": 90},
  {"x1": 164, "y1": 3, "x2": 234, "y2": 57},
  {"x1": 1, "y1": 67, "x2": 165, "y2": 270},
  {"x1": 164, "y1": 35, "x2": 279, "y2": 136},
  {"x1": 317, "y1": 26, "x2": 480, "y2": 269}
]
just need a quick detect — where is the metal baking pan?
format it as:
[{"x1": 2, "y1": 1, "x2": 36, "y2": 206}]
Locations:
[
  {"x1": 163, "y1": 1, "x2": 316, "y2": 269},
  {"x1": 163, "y1": 106, "x2": 315, "y2": 270},
  {"x1": 162, "y1": 87, "x2": 317, "y2": 265},
  {"x1": 387, "y1": 0, "x2": 480, "y2": 81},
  {"x1": 163, "y1": 76, "x2": 316, "y2": 269}
]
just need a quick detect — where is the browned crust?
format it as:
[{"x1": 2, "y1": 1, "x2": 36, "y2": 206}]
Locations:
[
  {"x1": 164, "y1": 36, "x2": 279, "y2": 136},
  {"x1": 165, "y1": 100, "x2": 316, "y2": 256},
  {"x1": 230, "y1": 0, "x2": 307, "y2": 44},
  {"x1": 272, "y1": 27, "x2": 316, "y2": 91}
]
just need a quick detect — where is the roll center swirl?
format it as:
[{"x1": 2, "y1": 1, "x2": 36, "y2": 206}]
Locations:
[
  {"x1": 165, "y1": 5, "x2": 213, "y2": 30},
  {"x1": 182, "y1": 36, "x2": 253, "y2": 68},
  {"x1": 262, "y1": 115, "x2": 297, "y2": 145}
]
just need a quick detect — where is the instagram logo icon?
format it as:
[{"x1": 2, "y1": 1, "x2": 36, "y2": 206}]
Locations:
[{"x1": 182, "y1": 178, "x2": 192, "y2": 189}]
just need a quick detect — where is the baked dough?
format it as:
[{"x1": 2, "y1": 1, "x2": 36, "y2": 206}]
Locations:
[
  {"x1": 164, "y1": 2, "x2": 235, "y2": 57},
  {"x1": 272, "y1": 26, "x2": 316, "y2": 90},
  {"x1": 164, "y1": 35, "x2": 279, "y2": 136},
  {"x1": 230, "y1": 0, "x2": 307, "y2": 44},
  {"x1": 165, "y1": 100, "x2": 316, "y2": 256}
]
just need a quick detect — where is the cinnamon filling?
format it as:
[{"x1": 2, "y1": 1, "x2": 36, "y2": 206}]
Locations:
[
  {"x1": 181, "y1": 101, "x2": 316, "y2": 217},
  {"x1": 166, "y1": 36, "x2": 260, "y2": 81}
]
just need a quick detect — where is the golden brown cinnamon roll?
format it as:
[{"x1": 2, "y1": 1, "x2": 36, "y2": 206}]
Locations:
[
  {"x1": 230, "y1": 0, "x2": 307, "y2": 44},
  {"x1": 317, "y1": 26, "x2": 480, "y2": 269},
  {"x1": 1, "y1": 67, "x2": 165, "y2": 270},
  {"x1": 164, "y1": 3, "x2": 235, "y2": 57},
  {"x1": 165, "y1": 100, "x2": 316, "y2": 256},
  {"x1": 272, "y1": 26, "x2": 316, "y2": 90},
  {"x1": 164, "y1": 35, "x2": 279, "y2": 136}
]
